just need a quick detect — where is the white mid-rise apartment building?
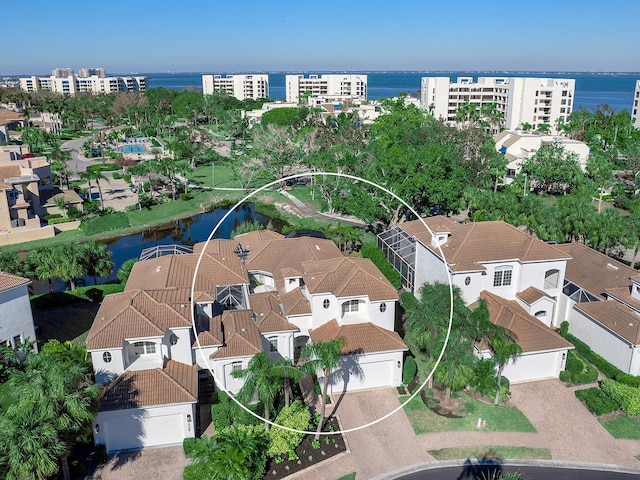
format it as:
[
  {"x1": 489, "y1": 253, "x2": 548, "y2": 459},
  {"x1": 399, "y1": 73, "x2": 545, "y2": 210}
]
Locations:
[
  {"x1": 20, "y1": 68, "x2": 146, "y2": 95},
  {"x1": 202, "y1": 74, "x2": 269, "y2": 100},
  {"x1": 285, "y1": 74, "x2": 367, "y2": 104},
  {"x1": 632, "y1": 80, "x2": 640, "y2": 129},
  {"x1": 420, "y1": 76, "x2": 575, "y2": 133}
]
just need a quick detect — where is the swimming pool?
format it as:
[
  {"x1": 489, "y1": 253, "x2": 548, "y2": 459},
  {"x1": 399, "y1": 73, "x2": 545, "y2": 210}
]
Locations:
[{"x1": 119, "y1": 144, "x2": 148, "y2": 154}]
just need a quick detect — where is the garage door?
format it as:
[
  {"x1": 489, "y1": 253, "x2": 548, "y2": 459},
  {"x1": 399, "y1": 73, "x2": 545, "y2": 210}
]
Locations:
[
  {"x1": 329, "y1": 359, "x2": 394, "y2": 393},
  {"x1": 104, "y1": 412, "x2": 185, "y2": 453}
]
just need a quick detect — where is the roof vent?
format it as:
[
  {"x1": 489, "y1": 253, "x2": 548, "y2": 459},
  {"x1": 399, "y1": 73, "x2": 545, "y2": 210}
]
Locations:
[
  {"x1": 315, "y1": 245, "x2": 320, "y2": 251},
  {"x1": 156, "y1": 265, "x2": 162, "y2": 273},
  {"x1": 630, "y1": 323, "x2": 634, "y2": 327},
  {"x1": 606, "y1": 263, "x2": 619, "y2": 271}
]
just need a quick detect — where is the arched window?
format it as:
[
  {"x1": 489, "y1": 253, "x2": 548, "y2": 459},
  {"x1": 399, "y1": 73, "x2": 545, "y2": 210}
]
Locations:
[
  {"x1": 493, "y1": 266, "x2": 513, "y2": 287},
  {"x1": 342, "y1": 300, "x2": 360, "y2": 317},
  {"x1": 544, "y1": 269, "x2": 560, "y2": 289}
]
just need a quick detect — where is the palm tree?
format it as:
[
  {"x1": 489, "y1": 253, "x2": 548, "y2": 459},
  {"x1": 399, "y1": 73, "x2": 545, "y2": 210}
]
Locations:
[
  {"x1": 25, "y1": 246, "x2": 58, "y2": 293},
  {"x1": 81, "y1": 241, "x2": 113, "y2": 285},
  {"x1": 81, "y1": 169, "x2": 109, "y2": 212},
  {"x1": 490, "y1": 335, "x2": 522, "y2": 406},
  {"x1": 7, "y1": 349, "x2": 100, "y2": 480},
  {"x1": 301, "y1": 337, "x2": 346, "y2": 440},
  {"x1": 427, "y1": 329, "x2": 476, "y2": 403},
  {"x1": 272, "y1": 357, "x2": 309, "y2": 408},
  {"x1": 0, "y1": 405, "x2": 66, "y2": 480},
  {"x1": 231, "y1": 352, "x2": 281, "y2": 431}
]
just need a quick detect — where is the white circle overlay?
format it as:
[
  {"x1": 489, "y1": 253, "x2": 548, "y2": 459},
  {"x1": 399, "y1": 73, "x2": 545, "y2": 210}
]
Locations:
[{"x1": 191, "y1": 171, "x2": 454, "y2": 435}]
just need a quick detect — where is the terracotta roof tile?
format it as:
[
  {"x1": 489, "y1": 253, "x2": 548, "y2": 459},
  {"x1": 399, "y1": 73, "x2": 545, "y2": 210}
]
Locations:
[
  {"x1": 0, "y1": 272, "x2": 30, "y2": 292},
  {"x1": 556, "y1": 242, "x2": 635, "y2": 299},
  {"x1": 605, "y1": 286, "x2": 640, "y2": 312},
  {"x1": 400, "y1": 217, "x2": 570, "y2": 272},
  {"x1": 98, "y1": 360, "x2": 197, "y2": 411},
  {"x1": 87, "y1": 290, "x2": 191, "y2": 350},
  {"x1": 516, "y1": 286, "x2": 553, "y2": 305},
  {"x1": 574, "y1": 301, "x2": 640, "y2": 345},
  {"x1": 210, "y1": 310, "x2": 263, "y2": 359},
  {"x1": 302, "y1": 257, "x2": 398, "y2": 301},
  {"x1": 309, "y1": 319, "x2": 407, "y2": 354},
  {"x1": 280, "y1": 288, "x2": 312, "y2": 316},
  {"x1": 249, "y1": 291, "x2": 299, "y2": 333},
  {"x1": 481, "y1": 291, "x2": 573, "y2": 353}
]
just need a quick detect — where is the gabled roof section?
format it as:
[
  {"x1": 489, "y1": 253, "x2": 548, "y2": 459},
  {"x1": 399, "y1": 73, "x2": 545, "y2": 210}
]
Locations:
[
  {"x1": 605, "y1": 286, "x2": 640, "y2": 312},
  {"x1": 280, "y1": 288, "x2": 312, "y2": 316},
  {"x1": 98, "y1": 360, "x2": 197, "y2": 411},
  {"x1": 86, "y1": 290, "x2": 191, "y2": 350},
  {"x1": 209, "y1": 310, "x2": 263, "y2": 359},
  {"x1": 249, "y1": 291, "x2": 299, "y2": 333},
  {"x1": 516, "y1": 286, "x2": 554, "y2": 306},
  {"x1": 302, "y1": 257, "x2": 398, "y2": 301},
  {"x1": 481, "y1": 290, "x2": 573, "y2": 353},
  {"x1": 0, "y1": 272, "x2": 30, "y2": 292},
  {"x1": 126, "y1": 243, "x2": 247, "y2": 295},
  {"x1": 556, "y1": 242, "x2": 635, "y2": 300},
  {"x1": 309, "y1": 319, "x2": 407, "y2": 355},
  {"x1": 574, "y1": 301, "x2": 640, "y2": 346},
  {"x1": 399, "y1": 217, "x2": 570, "y2": 272}
]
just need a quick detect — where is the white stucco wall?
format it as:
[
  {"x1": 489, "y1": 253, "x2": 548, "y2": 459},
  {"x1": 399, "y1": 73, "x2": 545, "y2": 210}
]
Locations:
[
  {"x1": 319, "y1": 351, "x2": 404, "y2": 394},
  {"x1": 567, "y1": 306, "x2": 639, "y2": 375},
  {"x1": 165, "y1": 327, "x2": 193, "y2": 365},
  {"x1": 0, "y1": 283, "x2": 37, "y2": 350},
  {"x1": 91, "y1": 348, "x2": 125, "y2": 385},
  {"x1": 368, "y1": 300, "x2": 396, "y2": 331},
  {"x1": 413, "y1": 242, "x2": 449, "y2": 297},
  {"x1": 502, "y1": 349, "x2": 568, "y2": 383},
  {"x1": 94, "y1": 403, "x2": 195, "y2": 453},
  {"x1": 310, "y1": 293, "x2": 339, "y2": 328}
]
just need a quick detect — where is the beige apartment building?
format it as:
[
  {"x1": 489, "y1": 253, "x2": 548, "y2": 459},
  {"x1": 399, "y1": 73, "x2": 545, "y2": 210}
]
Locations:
[
  {"x1": 285, "y1": 74, "x2": 367, "y2": 104},
  {"x1": 20, "y1": 68, "x2": 146, "y2": 95},
  {"x1": 202, "y1": 74, "x2": 269, "y2": 100},
  {"x1": 421, "y1": 76, "x2": 575, "y2": 133}
]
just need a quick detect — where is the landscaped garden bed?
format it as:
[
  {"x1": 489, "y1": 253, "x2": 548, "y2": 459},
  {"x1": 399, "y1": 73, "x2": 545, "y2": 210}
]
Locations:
[{"x1": 264, "y1": 417, "x2": 347, "y2": 479}]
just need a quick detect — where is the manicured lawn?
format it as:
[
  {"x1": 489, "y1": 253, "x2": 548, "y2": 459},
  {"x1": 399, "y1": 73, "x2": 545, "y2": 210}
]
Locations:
[
  {"x1": 289, "y1": 185, "x2": 327, "y2": 212},
  {"x1": 402, "y1": 392, "x2": 536, "y2": 434},
  {"x1": 600, "y1": 416, "x2": 640, "y2": 439},
  {"x1": 336, "y1": 474, "x2": 356, "y2": 480},
  {"x1": 187, "y1": 161, "x2": 242, "y2": 188},
  {"x1": 428, "y1": 446, "x2": 552, "y2": 461}
]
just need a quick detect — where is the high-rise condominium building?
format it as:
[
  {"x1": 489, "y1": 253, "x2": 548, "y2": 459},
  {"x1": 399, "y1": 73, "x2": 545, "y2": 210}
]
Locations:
[
  {"x1": 201, "y1": 74, "x2": 269, "y2": 100},
  {"x1": 285, "y1": 74, "x2": 367, "y2": 104},
  {"x1": 632, "y1": 80, "x2": 640, "y2": 129},
  {"x1": 420, "y1": 76, "x2": 575, "y2": 133},
  {"x1": 20, "y1": 68, "x2": 146, "y2": 95}
]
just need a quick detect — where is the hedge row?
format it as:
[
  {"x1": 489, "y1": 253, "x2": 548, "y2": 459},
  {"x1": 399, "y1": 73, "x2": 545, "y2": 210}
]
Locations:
[
  {"x1": 563, "y1": 332, "x2": 640, "y2": 388},
  {"x1": 80, "y1": 212, "x2": 131, "y2": 235},
  {"x1": 360, "y1": 242, "x2": 402, "y2": 289},
  {"x1": 574, "y1": 387, "x2": 619, "y2": 416},
  {"x1": 403, "y1": 356, "x2": 417, "y2": 385},
  {"x1": 601, "y1": 379, "x2": 640, "y2": 416}
]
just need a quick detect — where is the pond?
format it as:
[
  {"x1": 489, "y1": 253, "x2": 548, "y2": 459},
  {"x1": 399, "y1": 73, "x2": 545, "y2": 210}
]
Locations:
[{"x1": 33, "y1": 203, "x2": 285, "y2": 293}]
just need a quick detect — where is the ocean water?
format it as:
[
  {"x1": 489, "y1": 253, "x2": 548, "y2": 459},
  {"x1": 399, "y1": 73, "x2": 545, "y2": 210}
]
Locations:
[{"x1": 144, "y1": 71, "x2": 639, "y2": 114}]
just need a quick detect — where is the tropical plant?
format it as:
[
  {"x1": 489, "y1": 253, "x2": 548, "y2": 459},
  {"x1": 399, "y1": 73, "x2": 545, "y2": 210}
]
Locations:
[
  {"x1": 81, "y1": 241, "x2": 114, "y2": 285},
  {"x1": 490, "y1": 334, "x2": 522, "y2": 405},
  {"x1": 300, "y1": 337, "x2": 346, "y2": 440},
  {"x1": 80, "y1": 168, "x2": 110, "y2": 212},
  {"x1": 117, "y1": 258, "x2": 137, "y2": 284}
]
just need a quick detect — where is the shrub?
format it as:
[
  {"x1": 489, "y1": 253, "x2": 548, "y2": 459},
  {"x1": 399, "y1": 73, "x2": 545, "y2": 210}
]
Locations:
[
  {"x1": 470, "y1": 358, "x2": 497, "y2": 397},
  {"x1": 211, "y1": 392, "x2": 260, "y2": 430},
  {"x1": 559, "y1": 320, "x2": 569, "y2": 337},
  {"x1": 360, "y1": 242, "x2": 401, "y2": 289},
  {"x1": 403, "y1": 356, "x2": 417, "y2": 385},
  {"x1": 43, "y1": 213, "x2": 62, "y2": 222},
  {"x1": 183, "y1": 437, "x2": 196, "y2": 456},
  {"x1": 601, "y1": 379, "x2": 640, "y2": 415},
  {"x1": 95, "y1": 445, "x2": 107, "y2": 463},
  {"x1": 564, "y1": 350, "x2": 598, "y2": 384},
  {"x1": 575, "y1": 387, "x2": 619, "y2": 416},
  {"x1": 559, "y1": 370, "x2": 573, "y2": 382},
  {"x1": 46, "y1": 216, "x2": 72, "y2": 225},
  {"x1": 267, "y1": 400, "x2": 311, "y2": 461},
  {"x1": 112, "y1": 172, "x2": 122, "y2": 180}
]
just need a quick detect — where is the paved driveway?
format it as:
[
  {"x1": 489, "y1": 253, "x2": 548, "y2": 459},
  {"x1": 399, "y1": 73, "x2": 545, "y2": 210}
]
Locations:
[{"x1": 91, "y1": 380, "x2": 640, "y2": 479}]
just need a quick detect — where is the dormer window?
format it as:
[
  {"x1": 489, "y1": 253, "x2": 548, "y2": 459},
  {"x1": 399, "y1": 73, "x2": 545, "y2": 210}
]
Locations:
[{"x1": 493, "y1": 266, "x2": 513, "y2": 287}]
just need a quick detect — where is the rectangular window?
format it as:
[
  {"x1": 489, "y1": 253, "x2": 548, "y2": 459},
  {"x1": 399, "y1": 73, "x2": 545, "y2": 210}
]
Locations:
[
  {"x1": 12, "y1": 334, "x2": 22, "y2": 348},
  {"x1": 341, "y1": 300, "x2": 359, "y2": 316},
  {"x1": 232, "y1": 361, "x2": 242, "y2": 372},
  {"x1": 269, "y1": 338, "x2": 278, "y2": 352},
  {"x1": 493, "y1": 268, "x2": 513, "y2": 287}
]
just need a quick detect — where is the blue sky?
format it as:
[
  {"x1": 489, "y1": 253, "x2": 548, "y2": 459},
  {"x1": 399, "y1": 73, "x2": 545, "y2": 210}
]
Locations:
[{"x1": 3, "y1": 0, "x2": 639, "y2": 75}]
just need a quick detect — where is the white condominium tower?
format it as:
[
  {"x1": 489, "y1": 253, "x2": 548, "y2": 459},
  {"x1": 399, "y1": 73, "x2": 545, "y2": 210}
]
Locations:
[
  {"x1": 20, "y1": 68, "x2": 146, "y2": 95},
  {"x1": 420, "y1": 76, "x2": 575, "y2": 133},
  {"x1": 632, "y1": 80, "x2": 640, "y2": 129},
  {"x1": 201, "y1": 74, "x2": 269, "y2": 100},
  {"x1": 285, "y1": 74, "x2": 367, "y2": 104}
]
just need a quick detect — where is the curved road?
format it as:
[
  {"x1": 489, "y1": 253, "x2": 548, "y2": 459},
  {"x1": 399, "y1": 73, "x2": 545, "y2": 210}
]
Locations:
[{"x1": 394, "y1": 464, "x2": 640, "y2": 479}]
